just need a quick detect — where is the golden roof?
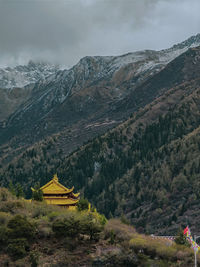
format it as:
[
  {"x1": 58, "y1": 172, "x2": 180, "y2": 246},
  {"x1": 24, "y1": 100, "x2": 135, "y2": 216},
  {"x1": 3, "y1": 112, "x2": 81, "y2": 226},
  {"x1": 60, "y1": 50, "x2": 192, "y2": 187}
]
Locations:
[
  {"x1": 72, "y1": 192, "x2": 80, "y2": 198},
  {"x1": 40, "y1": 174, "x2": 74, "y2": 195},
  {"x1": 44, "y1": 197, "x2": 79, "y2": 205}
]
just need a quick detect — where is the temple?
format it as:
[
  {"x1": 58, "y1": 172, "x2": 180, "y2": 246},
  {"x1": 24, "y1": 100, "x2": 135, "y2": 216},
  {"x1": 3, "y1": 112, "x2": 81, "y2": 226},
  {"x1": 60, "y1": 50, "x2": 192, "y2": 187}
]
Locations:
[{"x1": 35, "y1": 174, "x2": 80, "y2": 209}]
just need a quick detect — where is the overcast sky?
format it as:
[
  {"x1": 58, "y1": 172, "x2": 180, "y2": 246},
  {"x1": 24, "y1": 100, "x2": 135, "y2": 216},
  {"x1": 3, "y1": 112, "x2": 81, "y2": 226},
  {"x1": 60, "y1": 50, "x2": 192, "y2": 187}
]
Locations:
[{"x1": 0, "y1": 0, "x2": 199, "y2": 68}]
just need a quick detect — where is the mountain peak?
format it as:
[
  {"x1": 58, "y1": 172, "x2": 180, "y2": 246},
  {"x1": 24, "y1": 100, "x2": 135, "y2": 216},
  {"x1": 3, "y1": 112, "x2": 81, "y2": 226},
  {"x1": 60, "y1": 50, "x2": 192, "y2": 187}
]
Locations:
[
  {"x1": 0, "y1": 61, "x2": 59, "y2": 89},
  {"x1": 171, "y1": 33, "x2": 200, "y2": 50}
]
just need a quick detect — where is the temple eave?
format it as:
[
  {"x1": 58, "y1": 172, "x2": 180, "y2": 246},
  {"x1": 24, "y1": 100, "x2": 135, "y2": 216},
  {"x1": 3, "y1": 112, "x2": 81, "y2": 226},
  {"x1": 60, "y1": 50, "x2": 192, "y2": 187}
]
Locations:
[
  {"x1": 72, "y1": 192, "x2": 80, "y2": 198},
  {"x1": 38, "y1": 174, "x2": 80, "y2": 208},
  {"x1": 43, "y1": 190, "x2": 73, "y2": 195},
  {"x1": 43, "y1": 196, "x2": 79, "y2": 200},
  {"x1": 44, "y1": 198, "x2": 79, "y2": 205}
]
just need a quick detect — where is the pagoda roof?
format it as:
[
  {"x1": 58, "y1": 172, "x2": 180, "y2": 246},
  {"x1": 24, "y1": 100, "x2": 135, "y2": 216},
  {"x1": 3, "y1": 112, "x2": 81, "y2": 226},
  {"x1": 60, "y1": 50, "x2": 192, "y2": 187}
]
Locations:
[
  {"x1": 40, "y1": 174, "x2": 74, "y2": 195},
  {"x1": 72, "y1": 192, "x2": 80, "y2": 198},
  {"x1": 43, "y1": 196, "x2": 79, "y2": 205}
]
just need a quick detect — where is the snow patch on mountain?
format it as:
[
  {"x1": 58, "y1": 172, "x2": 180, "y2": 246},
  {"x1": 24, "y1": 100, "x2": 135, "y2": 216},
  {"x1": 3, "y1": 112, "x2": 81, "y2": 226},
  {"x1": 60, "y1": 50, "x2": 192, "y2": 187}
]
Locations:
[
  {"x1": 2, "y1": 34, "x2": 200, "y2": 93},
  {"x1": 0, "y1": 60, "x2": 59, "y2": 89}
]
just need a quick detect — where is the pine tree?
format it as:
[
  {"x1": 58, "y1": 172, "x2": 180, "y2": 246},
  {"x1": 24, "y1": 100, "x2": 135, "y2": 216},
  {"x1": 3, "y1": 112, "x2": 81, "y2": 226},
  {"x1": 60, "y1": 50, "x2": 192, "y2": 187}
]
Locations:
[
  {"x1": 15, "y1": 183, "x2": 25, "y2": 198},
  {"x1": 8, "y1": 181, "x2": 16, "y2": 196},
  {"x1": 31, "y1": 183, "x2": 43, "y2": 201},
  {"x1": 175, "y1": 228, "x2": 190, "y2": 247}
]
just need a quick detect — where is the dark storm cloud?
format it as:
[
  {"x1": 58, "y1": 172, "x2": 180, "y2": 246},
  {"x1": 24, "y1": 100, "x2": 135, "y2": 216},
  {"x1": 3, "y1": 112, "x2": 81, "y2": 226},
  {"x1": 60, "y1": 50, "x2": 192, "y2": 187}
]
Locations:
[{"x1": 0, "y1": 0, "x2": 199, "y2": 67}]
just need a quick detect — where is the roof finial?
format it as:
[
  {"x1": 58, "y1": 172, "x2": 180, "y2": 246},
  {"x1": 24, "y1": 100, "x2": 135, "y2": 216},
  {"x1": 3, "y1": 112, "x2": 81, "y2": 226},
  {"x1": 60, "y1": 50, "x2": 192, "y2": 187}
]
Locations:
[{"x1": 53, "y1": 173, "x2": 58, "y2": 181}]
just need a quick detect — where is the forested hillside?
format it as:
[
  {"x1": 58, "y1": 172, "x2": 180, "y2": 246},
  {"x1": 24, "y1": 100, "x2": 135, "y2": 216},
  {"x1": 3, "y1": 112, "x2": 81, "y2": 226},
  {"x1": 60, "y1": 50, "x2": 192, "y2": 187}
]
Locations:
[
  {"x1": 1, "y1": 35, "x2": 200, "y2": 165},
  {"x1": 1, "y1": 47, "x2": 200, "y2": 235}
]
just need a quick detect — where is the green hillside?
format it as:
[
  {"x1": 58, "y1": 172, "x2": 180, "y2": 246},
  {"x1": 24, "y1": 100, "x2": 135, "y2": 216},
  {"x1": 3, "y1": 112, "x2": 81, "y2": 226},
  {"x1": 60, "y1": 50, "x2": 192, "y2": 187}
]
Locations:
[{"x1": 0, "y1": 188, "x2": 195, "y2": 266}]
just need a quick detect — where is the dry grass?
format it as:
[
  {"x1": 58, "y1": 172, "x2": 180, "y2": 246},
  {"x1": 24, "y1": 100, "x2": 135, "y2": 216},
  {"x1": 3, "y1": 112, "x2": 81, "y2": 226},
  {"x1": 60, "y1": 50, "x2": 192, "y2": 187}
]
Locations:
[
  {"x1": 104, "y1": 219, "x2": 136, "y2": 241},
  {"x1": 129, "y1": 234, "x2": 193, "y2": 262},
  {"x1": 0, "y1": 189, "x2": 196, "y2": 266}
]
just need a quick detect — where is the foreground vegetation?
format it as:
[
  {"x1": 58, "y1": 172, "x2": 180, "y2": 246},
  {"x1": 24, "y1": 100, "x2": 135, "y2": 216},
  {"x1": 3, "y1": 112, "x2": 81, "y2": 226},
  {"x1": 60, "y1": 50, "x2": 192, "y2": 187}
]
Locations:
[{"x1": 0, "y1": 188, "x2": 197, "y2": 266}]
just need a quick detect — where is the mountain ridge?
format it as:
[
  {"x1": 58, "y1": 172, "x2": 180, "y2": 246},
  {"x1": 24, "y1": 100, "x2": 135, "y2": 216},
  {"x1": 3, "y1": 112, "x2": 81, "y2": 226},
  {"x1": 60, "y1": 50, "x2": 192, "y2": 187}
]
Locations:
[
  {"x1": 1, "y1": 33, "x2": 200, "y2": 124},
  {"x1": 0, "y1": 60, "x2": 59, "y2": 89},
  {"x1": 1, "y1": 35, "x2": 200, "y2": 153}
]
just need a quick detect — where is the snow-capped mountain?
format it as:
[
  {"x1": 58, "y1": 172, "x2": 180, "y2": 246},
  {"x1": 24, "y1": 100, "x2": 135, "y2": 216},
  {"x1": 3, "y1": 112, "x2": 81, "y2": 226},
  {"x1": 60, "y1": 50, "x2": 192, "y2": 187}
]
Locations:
[
  {"x1": 1, "y1": 33, "x2": 200, "y2": 93},
  {"x1": 0, "y1": 60, "x2": 59, "y2": 89},
  {"x1": 0, "y1": 33, "x2": 200, "y2": 148},
  {"x1": 30, "y1": 33, "x2": 200, "y2": 106}
]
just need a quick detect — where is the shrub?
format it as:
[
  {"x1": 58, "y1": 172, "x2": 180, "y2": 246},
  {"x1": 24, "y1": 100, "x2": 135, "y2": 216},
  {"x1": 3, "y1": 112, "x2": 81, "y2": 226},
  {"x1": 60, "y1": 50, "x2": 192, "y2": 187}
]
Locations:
[
  {"x1": 29, "y1": 251, "x2": 39, "y2": 267},
  {"x1": 175, "y1": 228, "x2": 190, "y2": 247},
  {"x1": 129, "y1": 236, "x2": 175, "y2": 260},
  {"x1": 0, "y1": 200, "x2": 23, "y2": 213},
  {"x1": 104, "y1": 219, "x2": 136, "y2": 242},
  {"x1": 93, "y1": 212, "x2": 107, "y2": 226},
  {"x1": 156, "y1": 245, "x2": 177, "y2": 261},
  {"x1": 7, "y1": 215, "x2": 36, "y2": 240},
  {"x1": 108, "y1": 230, "x2": 116, "y2": 244},
  {"x1": 120, "y1": 214, "x2": 130, "y2": 225},
  {"x1": 52, "y1": 219, "x2": 67, "y2": 237},
  {"x1": 0, "y1": 211, "x2": 11, "y2": 225},
  {"x1": 38, "y1": 226, "x2": 52, "y2": 238},
  {"x1": 175, "y1": 248, "x2": 193, "y2": 261},
  {"x1": 77, "y1": 198, "x2": 89, "y2": 211},
  {"x1": 7, "y1": 238, "x2": 29, "y2": 260},
  {"x1": 129, "y1": 236, "x2": 191, "y2": 262},
  {"x1": 32, "y1": 203, "x2": 55, "y2": 218},
  {"x1": 129, "y1": 236, "x2": 148, "y2": 253},
  {"x1": 0, "y1": 226, "x2": 9, "y2": 248},
  {"x1": 52, "y1": 211, "x2": 105, "y2": 241},
  {"x1": 64, "y1": 238, "x2": 78, "y2": 251},
  {"x1": 47, "y1": 211, "x2": 60, "y2": 222},
  {"x1": 0, "y1": 188, "x2": 15, "y2": 201},
  {"x1": 52, "y1": 215, "x2": 80, "y2": 238},
  {"x1": 80, "y1": 213, "x2": 103, "y2": 241},
  {"x1": 36, "y1": 218, "x2": 52, "y2": 238},
  {"x1": 0, "y1": 188, "x2": 10, "y2": 201}
]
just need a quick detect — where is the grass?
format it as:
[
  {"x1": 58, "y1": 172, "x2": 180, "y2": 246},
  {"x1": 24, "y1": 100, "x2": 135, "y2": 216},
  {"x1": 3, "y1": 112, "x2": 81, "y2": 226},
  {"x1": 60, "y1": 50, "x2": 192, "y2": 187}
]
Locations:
[{"x1": 0, "y1": 188, "x2": 196, "y2": 266}]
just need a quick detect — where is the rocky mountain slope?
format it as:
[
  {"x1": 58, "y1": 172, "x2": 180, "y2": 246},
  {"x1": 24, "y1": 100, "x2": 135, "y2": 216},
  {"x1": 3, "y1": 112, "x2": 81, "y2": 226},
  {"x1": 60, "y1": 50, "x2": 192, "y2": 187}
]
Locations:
[
  {"x1": 0, "y1": 60, "x2": 59, "y2": 89},
  {"x1": 0, "y1": 34, "x2": 200, "y2": 160},
  {"x1": 58, "y1": 46, "x2": 200, "y2": 234},
  {"x1": 0, "y1": 61, "x2": 59, "y2": 122},
  {"x1": 1, "y1": 45, "x2": 200, "y2": 235}
]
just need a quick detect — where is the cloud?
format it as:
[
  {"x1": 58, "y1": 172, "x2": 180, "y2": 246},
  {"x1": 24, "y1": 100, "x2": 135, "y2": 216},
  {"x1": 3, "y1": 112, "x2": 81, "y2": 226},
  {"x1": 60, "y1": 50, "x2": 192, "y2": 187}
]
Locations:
[{"x1": 0, "y1": 0, "x2": 199, "y2": 67}]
